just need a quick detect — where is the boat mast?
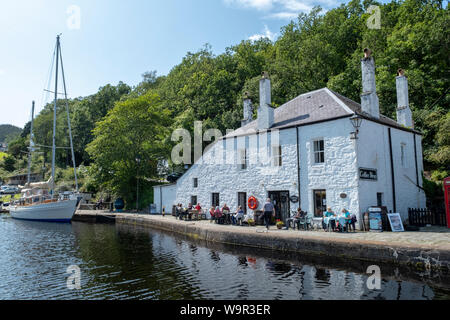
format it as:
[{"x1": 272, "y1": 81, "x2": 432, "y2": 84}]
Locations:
[
  {"x1": 51, "y1": 35, "x2": 60, "y2": 197},
  {"x1": 27, "y1": 100, "x2": 35, "y2": 185},
  {"x1": 58, "y1": 38, "x2": 78, "y2": 192}
]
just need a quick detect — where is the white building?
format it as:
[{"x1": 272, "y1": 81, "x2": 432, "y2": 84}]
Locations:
[{"x1": 154, "y1": 51, "x2": 426, "y2": 228}]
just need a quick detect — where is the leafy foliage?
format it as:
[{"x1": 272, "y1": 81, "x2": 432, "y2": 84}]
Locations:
[{"x1": 86, "y1": 92, "x2": 171, "y2": 208}]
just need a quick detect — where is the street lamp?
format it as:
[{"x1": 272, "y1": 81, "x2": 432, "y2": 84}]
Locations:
[
  {"x1": 136, "y1": 156, "x2": 141, "y2": 211},
  {"x1": 350, "y1": 114, "x2": 363, "y2": 139}
]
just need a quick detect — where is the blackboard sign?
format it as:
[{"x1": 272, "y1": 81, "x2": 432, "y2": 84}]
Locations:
[{"x1": 359, "y1": 168, "x2": 378, "y2": 180}]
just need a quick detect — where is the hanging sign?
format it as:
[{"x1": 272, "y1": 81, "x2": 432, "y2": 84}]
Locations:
[{"x1": 290, "y1": 195, "x2": 299, "y2": 203}]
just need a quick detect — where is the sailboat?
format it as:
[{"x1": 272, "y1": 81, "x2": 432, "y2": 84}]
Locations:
[{"x1": 10, "y1": 35, "x2": 79, "y2": 222}]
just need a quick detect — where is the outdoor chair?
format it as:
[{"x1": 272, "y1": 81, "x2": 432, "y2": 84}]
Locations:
[
  {"x1": 337, "y1": 217, "x2": 349, "y2": 232},
  {"x1": 191, "y1": 210, "x2": 199, "y2": 220}
]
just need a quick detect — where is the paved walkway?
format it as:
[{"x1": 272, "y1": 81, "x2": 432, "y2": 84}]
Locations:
[{"x1": 75, "y1": 210, "x2": 450, "y2": 251}]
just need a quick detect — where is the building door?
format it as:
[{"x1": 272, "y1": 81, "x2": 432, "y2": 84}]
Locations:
[
  {"x1": 268, "y1": 191, "x2": 290, "y2": 223},
  {"x1": 238, "y1": 192, "x2": 247, "y2": 214},
  {"x1": 313, "y1": 190, "x2": 326, "y2": 217}
]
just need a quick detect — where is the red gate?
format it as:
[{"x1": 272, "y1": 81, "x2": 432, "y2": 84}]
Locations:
[{"x1": 444, "y1": 177, "x2": 450, "y2": 229}]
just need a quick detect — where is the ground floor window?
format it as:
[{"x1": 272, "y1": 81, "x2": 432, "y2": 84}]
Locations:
[
  {"x1": 238, "y1": 192, "x2": 247, "y2": 214},
  {"x1": 212, "y1": 193, "x2": 220, "y2": 207},
  {"x1": 191, "y1": 195, "x2": 197, "y2": 206},
  {"x1": 313, "y1": 190, "x2": 326, "y2": 217}
]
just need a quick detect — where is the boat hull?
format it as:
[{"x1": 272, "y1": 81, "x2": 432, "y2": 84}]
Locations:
[{"x1": 10, "y1": 199, "x2": 77, "y2": 223}]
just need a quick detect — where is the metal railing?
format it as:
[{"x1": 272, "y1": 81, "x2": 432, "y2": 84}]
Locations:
[{"x1": 408, "y1": 207, "x2": 447, "y2": 227}]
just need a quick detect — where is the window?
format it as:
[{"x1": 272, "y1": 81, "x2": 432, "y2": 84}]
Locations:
[
  {"x1": 313, "y1": 139, "x2": 325, "y2": 164},
  {"x1": 238, "y1": 192, "x2": 247, "y2": 214},
  {"x1": 400, "y1": 143, "x2": 406, "y2": 167},
  {"x1": 212, "y1": 193, "x2": 220, "y2": 207},
  {"x1": 313, "y1": 190, "x2": 326, "y2": 217},
  {"x1": 191, "y1": 196, "x2": 197, "y2": 206},
  {"x1": 377, "y1": 193, "x2": 383, "y2": 207},
  {"x1": 193, "y1": 178, "x2": 198, "y2": 188},
  {"x1": 272, "y1": 145, "x2": 282, "y2": 166},
  {"x1": 238, "y1": 149, "x2": 248, "y2": 170}
]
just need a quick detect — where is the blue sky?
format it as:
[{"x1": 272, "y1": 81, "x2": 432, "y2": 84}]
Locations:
[{"x1": 0, "y1": 0, "x2": 354, "y2": 128}]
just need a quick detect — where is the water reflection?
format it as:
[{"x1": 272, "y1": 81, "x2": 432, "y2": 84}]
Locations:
[{"x1": 0, "y1": 217, "x2": 448, "y2": 300}]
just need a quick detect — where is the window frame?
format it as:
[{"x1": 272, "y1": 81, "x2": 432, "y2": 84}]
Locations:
[
  {"x1": 272, "y1": 145, "x2": 282, "y2": 167},
  {"x1": 212, "y1": 193, "x2": 220, "y2": 207},
  {"x1": 312, "y1": 139, "x2": 325, "y2": 164},
  {"x1": 238, "y1": 148, "x2": 248, "y2": 170},
  {"x1": 400, "y1": 143, "x2": 407, "y2": 168}
]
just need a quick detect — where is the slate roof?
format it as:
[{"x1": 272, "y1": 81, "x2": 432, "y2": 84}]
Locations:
[{"x1": 224, "y1": 88, "x2": 419, "y2": 138}]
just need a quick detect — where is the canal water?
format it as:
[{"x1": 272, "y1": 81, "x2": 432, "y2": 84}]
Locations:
[{"x1": 0, "y1": 216, "x2": 448, "y2": 300}]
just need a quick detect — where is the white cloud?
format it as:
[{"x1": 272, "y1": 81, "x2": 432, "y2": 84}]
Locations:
[
  {"x1": 265, "y1": 11, "x2": 299, "y2": 20},
  {"x1": 224, "y1": 0, "x2": 332, "y2": 19},
  {"x1": 249, "y1": 25, "x2": 277, "y2": 41},
  {"x1": 224, "y1": 0, "x2": 274, "y2": 11}
]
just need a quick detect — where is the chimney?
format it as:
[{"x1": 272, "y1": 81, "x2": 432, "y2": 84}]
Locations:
[
  {"x1": 360, "y1": 49, "x2": 380, "y2": 119},
  {"x1": 257, "y1": 71, "x2": 274, "y2": 130},
  {"x1": 241, "y1": 92, "x2": 253, "y2": 127},
  {"x1": 396, "y1": 69, "x2": 414, "y2": 128}
]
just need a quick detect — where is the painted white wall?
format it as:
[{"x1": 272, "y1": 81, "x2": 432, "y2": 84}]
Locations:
[
  {"x1": 357, "y1": 120, "x2": 426, "y2": 222},
  {"x1": 153, "y1": 184, "x2": 177, "y2": 214},
  {"x1": 299, "y1": 118, "x2": 359, "y2": 220},
  {"x1": 172, "y1": 116, "x2": 425, "y2": 227},
  {"x1": 176, "y1": 117, "x2": 360, "y2": 224},
  {"x1": 175, "y1": 128, "x2": 299, "y2": 216}
]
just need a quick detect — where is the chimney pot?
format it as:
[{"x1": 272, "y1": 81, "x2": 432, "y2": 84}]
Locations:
[
  {"x1": 360, "y1": 52, "x2": 380, "y2": 118},
  {"x1": 257, "y1": 72, "x2": 274, "y2": 130},
  {"x1": 396, "y1": 70, "x2": 413, "y2": 128}
]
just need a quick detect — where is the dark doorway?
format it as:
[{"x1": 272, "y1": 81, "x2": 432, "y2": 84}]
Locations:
[
  {"x1": 268, "y1": 191, "x2": 290, "y2": 223},
  {"x1": 191, "y1": 196, "x2": 197, "y2": 206},
  {"x1": 238, "y1": 192, "x2": 247, "y2": 214},
  {"x1": 313, "y1": 190, "x2": 326, "y2": 217}
]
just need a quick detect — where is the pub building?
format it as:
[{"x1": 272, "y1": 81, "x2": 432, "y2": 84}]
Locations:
[{"x1": 154, "y1": 50, "x2": 426, "y2": 229}]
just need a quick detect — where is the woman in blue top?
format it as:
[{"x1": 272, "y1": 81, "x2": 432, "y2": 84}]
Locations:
[
  {"x1": 339, "y1": 208, "x2": 351, "y2": 232},
  {"x1": 323, "y1": 207, "x2": 336, "y2": 231}
]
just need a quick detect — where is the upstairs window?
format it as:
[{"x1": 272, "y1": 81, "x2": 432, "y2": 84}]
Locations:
[
  {"x1": 400, "y1": 143, "x2": 407, "y2": 167},
  {"x1": 313, "y1": 139, "x2": 325, "y2": 164},
  {"x1": 272, "y1": 145, "x2": 282, "y2": 166},
  {"x1": 238, "y1": 149, "x2": 248, "y2": 170},
  {"x1": 193, "y1": 178, "x2": 198, "y2": 188}
]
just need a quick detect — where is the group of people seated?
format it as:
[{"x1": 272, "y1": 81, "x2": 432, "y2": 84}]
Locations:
[
  {"x1": 175, "y1": 202, "x2": 202, "y2": 220},
  {"x1": 322, "y1": 207, "x2": 357, "y2": 232},
  {"x1": 208, "y1": 204, "x2": 252, "y2": 225}
]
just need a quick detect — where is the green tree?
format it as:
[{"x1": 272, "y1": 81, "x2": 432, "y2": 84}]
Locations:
[
  {"x1": 87, "y1": 92, "x2": 172, "y2": 208},
  {"x1": 1, "y1": 155, "x2": 16, "y2": 172}
]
